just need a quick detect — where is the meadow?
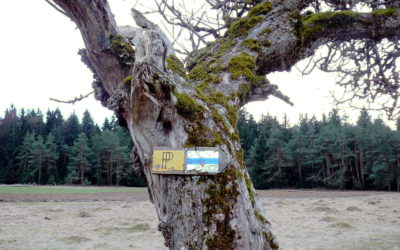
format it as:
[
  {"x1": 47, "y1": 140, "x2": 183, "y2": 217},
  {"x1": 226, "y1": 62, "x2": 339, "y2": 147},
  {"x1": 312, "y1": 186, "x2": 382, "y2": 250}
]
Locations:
[
  {"x1": 0, "y1": 185, "x2": 144, "y2": 194},
  {"x1": 0, "y1": 186, "x2": 399, "y2": 249}
]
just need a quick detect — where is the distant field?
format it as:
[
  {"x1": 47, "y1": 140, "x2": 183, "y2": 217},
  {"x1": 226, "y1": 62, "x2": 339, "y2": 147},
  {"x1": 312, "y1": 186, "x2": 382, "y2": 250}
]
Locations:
[
  {"x1": 0, "y1": 189, "x2": 399, "y2": 249},
  {"x1": 0, "y1": 185, "x2": 146, "y2": 194}
]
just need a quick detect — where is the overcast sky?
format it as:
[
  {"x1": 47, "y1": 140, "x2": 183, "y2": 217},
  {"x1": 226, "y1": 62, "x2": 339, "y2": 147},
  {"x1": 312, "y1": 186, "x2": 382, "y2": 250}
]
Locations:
[{"x1": 0, "y1": 0, "x2": 382, "y2": 126}]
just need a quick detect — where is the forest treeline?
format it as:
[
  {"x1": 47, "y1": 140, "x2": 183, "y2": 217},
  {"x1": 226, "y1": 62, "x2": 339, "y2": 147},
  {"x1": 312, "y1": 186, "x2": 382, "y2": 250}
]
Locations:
[
  {"x1": 0, "y1": 105, "x2": 145, "y2": 186},
  {"x1": 1, "y1": 105, "x2": 400, "y2": 191},
  {"x1": 238, "y1": 109, "x2": 400, "y2": 191}
]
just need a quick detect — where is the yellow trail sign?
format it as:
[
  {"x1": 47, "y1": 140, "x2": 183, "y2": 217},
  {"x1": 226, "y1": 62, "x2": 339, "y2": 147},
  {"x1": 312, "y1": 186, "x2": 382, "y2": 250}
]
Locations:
[{"x1": 152, "y1": 150, "x2": 185, "y2": 172}]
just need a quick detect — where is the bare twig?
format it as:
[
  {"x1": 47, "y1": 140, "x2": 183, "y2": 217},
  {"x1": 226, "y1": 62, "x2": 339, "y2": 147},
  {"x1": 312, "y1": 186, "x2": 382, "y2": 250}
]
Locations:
[
  {"x1": 303, "y1": 38, "x2": 400, "y2": 119},
  {"x1": 50, "y1": 91, "x2": 94, "y2": 105},
  {"x1": 142, "y1": 0, "x2": 259, "y2": 55}
]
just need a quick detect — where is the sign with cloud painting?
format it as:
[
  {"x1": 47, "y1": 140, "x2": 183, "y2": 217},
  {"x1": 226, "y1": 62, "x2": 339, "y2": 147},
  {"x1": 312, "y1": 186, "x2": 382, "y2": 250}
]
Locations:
[{"x1": 152, "y1": 147, "x2": 225, "y2": 175}]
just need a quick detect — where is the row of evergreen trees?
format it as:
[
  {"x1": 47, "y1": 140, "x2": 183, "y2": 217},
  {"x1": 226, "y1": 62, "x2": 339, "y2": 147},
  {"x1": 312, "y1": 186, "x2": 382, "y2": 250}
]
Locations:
[
  {"x1": 238, "y1": 109, "x2": 400, "y2": 191},
  {"x1": 1, "y1": 105, "x2": 400, "y2": 191},
  {"x1": 0, "y1": 105, "x2": 145, "y2": 186}
]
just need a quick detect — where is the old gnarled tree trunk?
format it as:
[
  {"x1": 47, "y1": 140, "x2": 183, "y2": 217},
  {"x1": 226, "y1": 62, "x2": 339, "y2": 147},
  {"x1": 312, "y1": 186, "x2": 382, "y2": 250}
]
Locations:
[{"x1": 51, "y1": 0, "x2": 400, "y2": 249}]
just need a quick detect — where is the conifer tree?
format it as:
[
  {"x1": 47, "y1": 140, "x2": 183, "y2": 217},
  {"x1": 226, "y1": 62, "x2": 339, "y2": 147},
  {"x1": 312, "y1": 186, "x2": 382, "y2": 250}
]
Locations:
[
  {"x1": 16, "y1": 132, "x2": 36, "y2": 183},
  {"x1": 290, "y1": 115, "x2": 317, "y2": 187},
  {"x1": 66, "y1": 133, "x2": 92, "y2": 184},
  {"x1": 354, "y1": 109, "x2": 374, "y2": 188},
  {"x1": 25, "y1": 109, "x2": 45, "y2": 136},
  {"x1": 44, "y1": 133, "x2": 59, "y2": 184},
  {"x1": 45, "y1": 108, "x2": 64, "y2": 136},
  {"x1": 98, "y1": 130, "x2": 119, "y2": 185},
  {"x1": 102, "y1": 118, "x2": 112, "y2": 131},
  {"x1": 114, "y1": 143, "x2": 131, "y2": 186},
  {"x1": 63, "y1": 113, "x2": 80, "y2": 146},
  {"x1": 31, "y1": 135, "x2": 46, "y2": 184},
  {"x1": 369, "y1": 118, "x2": 397, "y2": 190},
  {"x1": 90, "y1": 133, "x2": 106, "y2": 185},
  {"x1": 81, "y1": 110, "x2": 97, "y2": 142},
  {"x1": 263, "y1": 124, "x2": 291, "y2": 187},
  {"x1": 238, "y1": 110, "x2": 257, "y2": 158},
  {"x1": 0, "y1": 105, "x2": 20, "y2": 183}
]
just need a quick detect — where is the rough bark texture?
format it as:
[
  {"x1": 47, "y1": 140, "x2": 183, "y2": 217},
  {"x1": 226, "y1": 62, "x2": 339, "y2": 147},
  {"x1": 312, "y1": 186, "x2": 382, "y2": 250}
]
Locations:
[{"x1": 52, "y1": 0, "x2": 400, "y2": 249}]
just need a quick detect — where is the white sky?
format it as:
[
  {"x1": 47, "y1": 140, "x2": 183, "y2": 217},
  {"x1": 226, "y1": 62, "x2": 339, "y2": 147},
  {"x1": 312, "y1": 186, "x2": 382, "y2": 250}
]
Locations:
[{"x1": 0, "y1": 0, "x2": 388, "y2": 126}]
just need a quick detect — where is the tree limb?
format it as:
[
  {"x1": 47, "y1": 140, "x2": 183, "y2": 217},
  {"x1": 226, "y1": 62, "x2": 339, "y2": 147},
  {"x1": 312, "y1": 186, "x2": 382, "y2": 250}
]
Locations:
[
  {"x1": 45, "y1": 0, "x2": 68, "y2": 18},
  {"x1": 244, "y1": 79, "x2": 293, "y2": 106},
  {"x1": 300, "y1": 10, "x2": 400, "y2": 59},
  {"x1": 52, "y1": 0, "x2": 128, "y2": 95},
  {"x1": 256, "y1": 7, "x2": 400, "y2": 76},
  {"x1": 49, "y1": 91, "x2": 94, "y2": 105}
]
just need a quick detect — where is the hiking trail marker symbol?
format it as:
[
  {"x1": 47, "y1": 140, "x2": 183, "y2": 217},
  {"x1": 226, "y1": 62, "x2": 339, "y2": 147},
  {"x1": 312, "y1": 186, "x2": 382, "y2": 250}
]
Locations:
[{"x1": 152, "y1": 147, "x2": 226, "y2": 175}]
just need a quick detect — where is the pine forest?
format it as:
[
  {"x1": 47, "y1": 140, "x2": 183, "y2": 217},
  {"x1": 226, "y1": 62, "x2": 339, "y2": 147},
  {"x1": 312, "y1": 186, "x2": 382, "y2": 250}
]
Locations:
[{"x1": 1, "y1": 105, "x2": 399, "y2": 191}]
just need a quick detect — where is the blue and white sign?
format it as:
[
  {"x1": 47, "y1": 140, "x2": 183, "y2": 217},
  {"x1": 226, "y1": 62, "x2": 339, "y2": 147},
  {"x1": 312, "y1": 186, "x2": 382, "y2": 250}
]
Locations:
[
  {"x1": 152, "y1": 147, "x2": 225, "y2": 175},
  {"x1": 186, "y1": 150, "x2": 219, "y2": 173}
]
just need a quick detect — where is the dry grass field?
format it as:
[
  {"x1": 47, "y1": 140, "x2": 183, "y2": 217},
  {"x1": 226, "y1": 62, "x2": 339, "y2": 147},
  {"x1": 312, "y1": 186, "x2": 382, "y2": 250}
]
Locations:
[{"x1": 0, "y1": 187, "x2": 399, "y2": 249}]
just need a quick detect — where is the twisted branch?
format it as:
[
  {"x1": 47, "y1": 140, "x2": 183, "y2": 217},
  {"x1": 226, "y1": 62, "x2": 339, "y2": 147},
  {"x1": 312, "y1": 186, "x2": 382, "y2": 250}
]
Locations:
[{"x1": 50, "y1": 91, "x2": 94, "y2": 104}]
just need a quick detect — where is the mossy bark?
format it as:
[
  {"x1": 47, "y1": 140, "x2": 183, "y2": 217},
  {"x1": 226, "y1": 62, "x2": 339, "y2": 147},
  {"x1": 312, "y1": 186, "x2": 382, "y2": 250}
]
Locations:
[{"x1": 53, "y1": 0, "x2": 400, "y2": 249}]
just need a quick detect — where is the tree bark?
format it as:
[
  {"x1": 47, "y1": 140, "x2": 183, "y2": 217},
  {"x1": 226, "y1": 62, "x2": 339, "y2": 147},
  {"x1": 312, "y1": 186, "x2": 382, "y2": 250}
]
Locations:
[{"x1": 51, "y1": 0, "x2": 400, "y2": 248}]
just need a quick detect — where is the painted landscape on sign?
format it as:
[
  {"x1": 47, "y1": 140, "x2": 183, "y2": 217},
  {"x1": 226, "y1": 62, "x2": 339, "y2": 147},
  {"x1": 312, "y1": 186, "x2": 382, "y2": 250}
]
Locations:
[{"x1": 186, "y1": 150, "x2": 219, "y2": 173}]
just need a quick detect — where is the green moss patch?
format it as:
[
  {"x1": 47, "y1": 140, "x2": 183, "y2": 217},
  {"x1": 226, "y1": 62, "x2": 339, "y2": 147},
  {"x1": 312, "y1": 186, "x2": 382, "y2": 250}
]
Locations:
[
  {"x1": 211, "y1": 109, "x2": 232, "y2": 138},
  {"x1": 197, "y1": 88, "x2": 239, "y2": 141},
  {"x1": 244, "y1": 173, "x2": 256, "y2": 207},
  {"x1": 241, "y1": 38, "x2": 272, "y2": 53},
  {"x1": 174, "y1": 91, "x2": 225, "y2": 148},
  {"x1": 204, "y1": 166, "x2": 241, "y2": 249},
  {"x1": 304, "y1": 11, "x2": 360, "y2": 28},
  {"x1": 174, "y1": 92, "x2": 205, "y2": 120},
  {"x1": 301, "y1": 11, "x2": 361, "y2": 42},
  {"x1": 263, "y1": 232, "x2": 279, "y2": 250},
  {"x1": 260, "y1": 28, "x2": 272, "y2": 36},
  {"x1": 241, "y1": 39, "x2": 261, "y2": 52},
  {"x1": 227, "y1": 53, "x2": 264, "y2": 103},
  {"x1": 191, "y1": 87, "x2": 239, "y2": 147},
  {"x1": 372, "y1": 7, "x2": 396, "y2": 17},
  {"x1": 226, "y1": 16, "x2": 263, "y2": 37},
  {"x1": 227, "y1": 53, "x2": 257, "y2": 80},
  {"x1": 245, "y1": 0, "x2": 262, "y2": 4},
  {"x1": 187, "y1": 39, "x2": 232, "y2": 82},
  {"x1": 227, "y1": 52, "x2": 264, "y2": 102},
  {"x1": 248, "y1": 1, "x2": 272, "y2": 16},
  {"x1": 184, "y1": 121, "x2": 222, "y2": 148},
  {"x1": 215, "y1": 40, "x2": 237, "y2": 58},
  {"x1": 123, "y1": 75, "x2": 132, "y2": 85},
  {"x1": 188, "y1": 39, "x2": 237, "y2": 99},
  {"x1": 166, "y1": 55, "x2": 187, "y2": 78},
  {"x1": 106, "y1": 35, "x2": 135, "y2": 67},
  {"x1": 210, "y1": 92, "x2": 238, "y2": 126},
  {"x1": 189, "y1": 59, "x2": 223, "y2": 82},
  {"x1": 255, "y1": 211, "x2": 269, "y2": 224},
  {"x1": 225, "y1": 1, "x2": 272, "y2": 37},
  {"x1": 260, "y1": 40, "x2": 272, "y2": 47}
]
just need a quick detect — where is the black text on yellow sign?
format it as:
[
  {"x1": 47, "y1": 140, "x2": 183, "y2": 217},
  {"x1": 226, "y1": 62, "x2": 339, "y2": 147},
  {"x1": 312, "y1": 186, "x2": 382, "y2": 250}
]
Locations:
[{"x1": 152, "y1": 150, "x2": 185, "y2": 172}]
